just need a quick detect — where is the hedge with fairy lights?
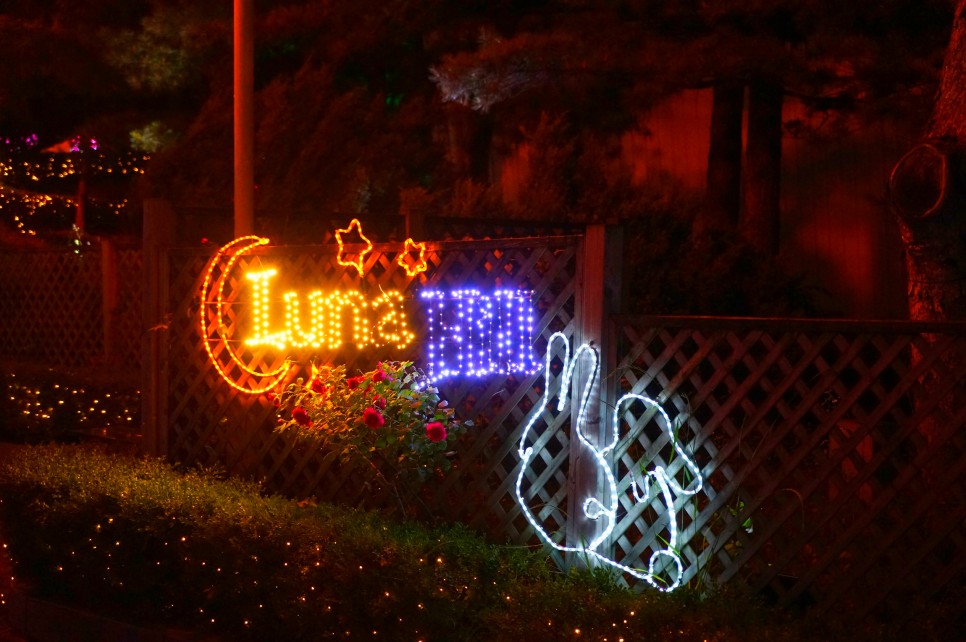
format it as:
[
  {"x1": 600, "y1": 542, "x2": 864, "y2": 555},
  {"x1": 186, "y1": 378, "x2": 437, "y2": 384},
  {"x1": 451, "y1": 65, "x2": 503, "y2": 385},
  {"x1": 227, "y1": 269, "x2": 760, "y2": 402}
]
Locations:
[
  {"x1": 0, "y1": 142, "x2": 147, "y2": 238},
  {"x1": 0, "y1": 444, "x2": 838, "y2": 642}
]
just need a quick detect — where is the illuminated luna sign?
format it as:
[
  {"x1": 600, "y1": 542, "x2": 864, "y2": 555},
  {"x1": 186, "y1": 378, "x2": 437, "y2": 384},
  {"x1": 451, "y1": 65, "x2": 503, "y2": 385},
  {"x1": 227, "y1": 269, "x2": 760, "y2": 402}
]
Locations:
[
  {"x1": 244, "y1": 268, "x2": 414, "y2": 351},
  {"x1": 516, "y1": 332, "x2": 704, "y2": 592},
  {"x1": 200, "y1": 221, "x2": 540, "y2": 393}
]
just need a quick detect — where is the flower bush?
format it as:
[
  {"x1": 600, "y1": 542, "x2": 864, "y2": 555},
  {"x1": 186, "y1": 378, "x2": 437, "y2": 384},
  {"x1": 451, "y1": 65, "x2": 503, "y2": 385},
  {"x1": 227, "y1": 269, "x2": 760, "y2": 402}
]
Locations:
[{"x1": 272, "y1": 361, "x2": 467, "y2": 514}]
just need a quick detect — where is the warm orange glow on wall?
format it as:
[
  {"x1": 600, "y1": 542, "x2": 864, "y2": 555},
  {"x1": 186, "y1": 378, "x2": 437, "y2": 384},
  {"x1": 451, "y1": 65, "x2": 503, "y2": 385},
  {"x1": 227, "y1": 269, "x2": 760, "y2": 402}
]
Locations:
[{"x1": 335, "y1": 218, "x2": 373, "y2": 276}]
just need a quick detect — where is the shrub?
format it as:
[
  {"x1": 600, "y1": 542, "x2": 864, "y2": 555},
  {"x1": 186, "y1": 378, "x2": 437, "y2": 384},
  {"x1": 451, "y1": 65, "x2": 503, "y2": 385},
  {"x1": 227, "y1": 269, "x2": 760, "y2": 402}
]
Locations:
[
  {"x1": 0, "y1": 369, "x2": 140, "y2": 444},
  {"x1": 0, "y1": 444, "x2": 909, "y2": 642},
  {"x1": 272, "y1": 361, "x2": 467, "y2": 519}
]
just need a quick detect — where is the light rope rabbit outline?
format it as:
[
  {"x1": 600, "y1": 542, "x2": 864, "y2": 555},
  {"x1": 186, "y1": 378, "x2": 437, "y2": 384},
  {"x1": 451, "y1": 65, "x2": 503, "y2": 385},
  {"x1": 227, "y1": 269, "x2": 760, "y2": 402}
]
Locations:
[{"x1": 515, "y1": 331, "x2": 704, "y2": 592}]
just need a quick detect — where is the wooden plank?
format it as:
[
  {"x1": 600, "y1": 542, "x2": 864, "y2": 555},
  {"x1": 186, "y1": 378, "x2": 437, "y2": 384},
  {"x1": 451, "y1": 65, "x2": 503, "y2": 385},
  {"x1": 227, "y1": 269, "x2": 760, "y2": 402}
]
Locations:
[{"x1": 613, "y1": 314, "x2": 966, "y2": 336}]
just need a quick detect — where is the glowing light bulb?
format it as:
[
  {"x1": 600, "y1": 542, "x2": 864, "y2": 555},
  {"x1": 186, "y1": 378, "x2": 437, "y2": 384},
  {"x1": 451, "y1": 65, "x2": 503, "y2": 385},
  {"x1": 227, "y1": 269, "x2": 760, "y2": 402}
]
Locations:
[{"x1": 419, "y1": 289, "x2": 538, "y2": 380}]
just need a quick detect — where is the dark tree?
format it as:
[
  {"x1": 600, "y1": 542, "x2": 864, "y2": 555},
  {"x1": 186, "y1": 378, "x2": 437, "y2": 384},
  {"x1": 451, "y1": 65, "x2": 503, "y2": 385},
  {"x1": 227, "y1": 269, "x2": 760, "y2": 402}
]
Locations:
[
  {"x1": 430, "y1": 1, "x2": 951, "y2": 252},
  {"x1": 890, "y1": 0, "x2": 966, "y2": 321},
  {"x1": 702, "y1": 81, "x2": 743, "y2": 235},
  {"x1": 742, "y1": 80, "x2": 783, "y2": 255},
  {"x1": 694, "y1": 1, "x2": 951, "y2": 253}
]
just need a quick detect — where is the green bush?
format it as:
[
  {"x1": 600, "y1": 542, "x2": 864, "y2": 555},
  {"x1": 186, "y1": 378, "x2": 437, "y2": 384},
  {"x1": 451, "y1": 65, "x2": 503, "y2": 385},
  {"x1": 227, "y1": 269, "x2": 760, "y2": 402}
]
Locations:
[
  {"x1": 0, "y1": 369, "x2": 140, "y2": 444},
  {"x1": 0, "y1": 444, "x2": 900, "y2": 641}
]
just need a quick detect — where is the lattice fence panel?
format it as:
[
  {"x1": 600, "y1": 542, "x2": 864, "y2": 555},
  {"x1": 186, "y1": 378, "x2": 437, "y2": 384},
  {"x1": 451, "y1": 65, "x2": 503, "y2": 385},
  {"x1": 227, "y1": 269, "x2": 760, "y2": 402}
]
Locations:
[
  {"x1": 611, "y1": 317, "x2": 966, "y2": 621},
  {"x1": 0, "y1": 249, "x2": 102, "y2": 367},
  {"x1": 161, "y1": 236, "x2": 580, "y2": 540},
  {"x1": 114, "y1": 249, "x2": 143, "y2": 368},
  {"x1": 422, "y1": 216, "x2": 582, "y2": 241}
]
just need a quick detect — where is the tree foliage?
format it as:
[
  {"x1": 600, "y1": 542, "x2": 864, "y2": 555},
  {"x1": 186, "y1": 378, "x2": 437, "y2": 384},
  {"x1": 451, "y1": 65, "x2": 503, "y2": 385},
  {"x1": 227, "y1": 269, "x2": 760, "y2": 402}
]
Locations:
[{"x1": 5, "y1": 0, "x2": 954, "y2": 313}]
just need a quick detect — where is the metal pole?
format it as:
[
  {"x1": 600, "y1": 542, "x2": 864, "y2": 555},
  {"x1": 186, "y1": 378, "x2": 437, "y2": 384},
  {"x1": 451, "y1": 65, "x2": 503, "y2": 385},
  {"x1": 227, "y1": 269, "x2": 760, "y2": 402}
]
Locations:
[{"x1": 234, "y1": 0, "x2": 255, "y2": 236}]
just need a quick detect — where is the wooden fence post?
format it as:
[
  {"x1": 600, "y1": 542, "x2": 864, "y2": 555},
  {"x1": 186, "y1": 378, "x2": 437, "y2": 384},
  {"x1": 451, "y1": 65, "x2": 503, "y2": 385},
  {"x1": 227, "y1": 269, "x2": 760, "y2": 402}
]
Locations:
[
  {"x1": 141, "y1": 199, "x2": 176, "y2": 457},
  {"x1": 100, "y1": 237, "x2": 118, "y2": 366},
  {"x1": 567, "y1": 223, "x2": 623, "y2": 558}
]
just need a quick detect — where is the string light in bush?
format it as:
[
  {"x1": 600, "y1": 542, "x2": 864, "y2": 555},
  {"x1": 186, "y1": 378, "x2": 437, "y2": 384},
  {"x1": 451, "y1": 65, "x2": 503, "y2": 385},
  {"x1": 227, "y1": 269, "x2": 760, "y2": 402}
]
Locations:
[
  {"x1": 419, "y1": 288, "x2": 538, "y2": 381},
  {"x1": 0, "y1": 184, "x2": 54, "y2": 235},
  {"x1": 0, "y1": 150, "x2": 147, "y2": 236},
  {"x1": 0, "y1": 151, "x2": 147, "y2": 180},
  {"x1": 2, "y1": 373, "x2": 139, "y2": 437},
  {"x1": 515, "y1": 332, "x2": 704, "y2": 592}
]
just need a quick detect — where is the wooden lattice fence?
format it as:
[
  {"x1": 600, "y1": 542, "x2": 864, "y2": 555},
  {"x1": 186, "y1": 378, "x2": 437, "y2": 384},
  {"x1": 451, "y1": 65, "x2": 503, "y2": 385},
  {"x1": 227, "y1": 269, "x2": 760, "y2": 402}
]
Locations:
[
  {"x1": 0, "y1": 243, "x2": 142, "y2": 371},
  {"x1": 0, "y1": 249, "x2": 101, "y2": 367},
  {"x1": 150, "y1": 234, "x2": 582, "y2": 525},
  {"x1": 113, "y1": 248, "x2": 144, "y2": 367},
  {"x1": 609, "y1": 316, "x2": 966, "y2": 620},
  {"x1": 147, "y1": 225, "x2": 964, "y2": 625}
]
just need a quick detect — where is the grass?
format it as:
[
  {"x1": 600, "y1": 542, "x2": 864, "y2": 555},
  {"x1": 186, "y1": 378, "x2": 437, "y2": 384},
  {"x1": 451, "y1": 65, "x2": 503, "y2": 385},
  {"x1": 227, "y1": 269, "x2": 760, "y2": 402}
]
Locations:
[{"x1": 0, "y1": 443, "x2": 936, "y2": 642}]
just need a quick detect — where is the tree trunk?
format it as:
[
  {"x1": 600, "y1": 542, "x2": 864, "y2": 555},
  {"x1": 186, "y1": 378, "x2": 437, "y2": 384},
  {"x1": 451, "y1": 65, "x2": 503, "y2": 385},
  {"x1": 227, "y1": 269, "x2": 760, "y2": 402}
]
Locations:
[
  {"x1": 741, "y1": 81, "x2": 783, "y2": 255},
  {"x1": 444, "y1": 103, "x2": 493, "y2": 181},
  {"x1": 888, "y1": 0, "x2": 966, "y2": 445},
  {"x1": 930, "y1": 0, "x2": 966, "y2": 143},
  {"x1": 889, "y1": 0, "x2": 966, "y2": 322},
  {"x1": 698, "y1": 81, "x2": 743, "y2": 237}
]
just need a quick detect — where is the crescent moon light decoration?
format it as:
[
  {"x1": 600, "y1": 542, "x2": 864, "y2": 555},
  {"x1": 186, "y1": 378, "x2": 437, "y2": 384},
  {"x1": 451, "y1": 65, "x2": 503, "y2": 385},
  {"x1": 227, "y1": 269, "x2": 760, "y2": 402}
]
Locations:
[{"x1": 200, "y1": 235, "x2": 293, "y2": 394}]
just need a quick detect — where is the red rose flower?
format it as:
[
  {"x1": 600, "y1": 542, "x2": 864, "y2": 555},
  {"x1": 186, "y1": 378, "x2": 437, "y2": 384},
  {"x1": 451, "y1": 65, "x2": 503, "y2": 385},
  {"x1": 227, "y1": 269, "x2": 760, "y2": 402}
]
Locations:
[
  {"x1": 310, "y1": 378, "x2": 326, "y2": 395},
  {"x1": 363, "y1": 407, "x2": 384, "y2": 429},
  {"x1": 372, "y1": 395, "x2": 387, "y2": 410},
  {"x1": 425, "y1": 421, "x2": 447, "y2": 443},
  {"x1": 347, "y1": 376, "x2": 365, "y2": 390},
  {"x1": 292, "y1": 407, "x2": 312, "y2": 427},
  {"x1": 372, "y1": 369, "x2": 387, "y2": 382}
]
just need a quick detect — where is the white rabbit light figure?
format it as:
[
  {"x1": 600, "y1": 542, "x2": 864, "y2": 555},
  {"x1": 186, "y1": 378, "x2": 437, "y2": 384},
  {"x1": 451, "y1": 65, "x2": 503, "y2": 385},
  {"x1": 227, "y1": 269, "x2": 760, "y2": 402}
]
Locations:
[{"x1": 515, "y1": 332, "x2": 704, "y2": 592}]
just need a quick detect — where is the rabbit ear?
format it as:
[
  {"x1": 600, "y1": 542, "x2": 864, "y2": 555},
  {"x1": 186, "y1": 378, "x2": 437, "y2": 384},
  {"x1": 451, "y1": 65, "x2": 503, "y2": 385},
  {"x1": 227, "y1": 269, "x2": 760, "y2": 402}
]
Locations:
[{"x1": 513, "y1": 331, "x2": 580, "y2": 554}]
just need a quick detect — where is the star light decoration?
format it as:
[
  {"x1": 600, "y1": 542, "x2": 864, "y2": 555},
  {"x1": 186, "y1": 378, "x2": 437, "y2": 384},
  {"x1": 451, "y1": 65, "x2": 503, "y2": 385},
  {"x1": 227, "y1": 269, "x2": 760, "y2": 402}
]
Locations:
[
  {"x1": 515, "y1": 332, "x2": 704, "y2": 592},
  {"x1": 397, "y1": 237, "x2": 428, "y2": 276},
  {"x1": 335, "y1": 218, "x2": 373, "y2": 276}
]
